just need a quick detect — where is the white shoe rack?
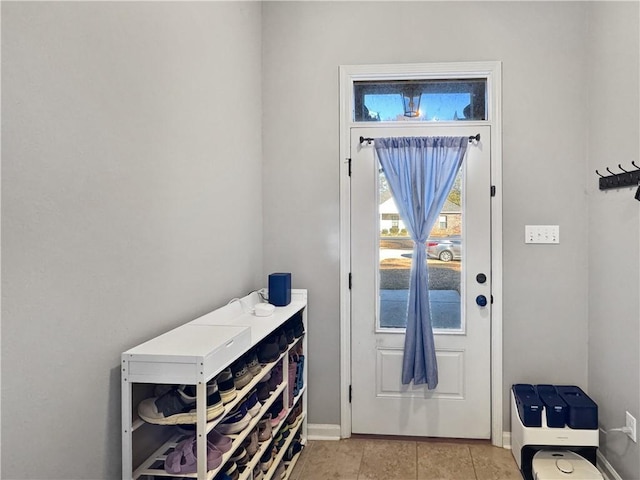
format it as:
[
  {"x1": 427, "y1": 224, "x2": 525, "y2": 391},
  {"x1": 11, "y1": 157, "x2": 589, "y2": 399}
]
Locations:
[{"x1": 122, "y1": 289, "x2": 308, "y2": 480}]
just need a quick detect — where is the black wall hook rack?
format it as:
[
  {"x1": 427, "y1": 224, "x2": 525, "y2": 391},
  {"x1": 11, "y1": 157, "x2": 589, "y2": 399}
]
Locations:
[{"x1": 596, "y1": 162, "x2": 640, "y2": 191}]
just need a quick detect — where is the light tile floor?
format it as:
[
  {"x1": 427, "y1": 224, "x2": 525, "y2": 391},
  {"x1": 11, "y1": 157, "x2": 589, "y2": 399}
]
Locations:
[{"x1": 289, "y1": 437, "x2": 522, "y2": 480}]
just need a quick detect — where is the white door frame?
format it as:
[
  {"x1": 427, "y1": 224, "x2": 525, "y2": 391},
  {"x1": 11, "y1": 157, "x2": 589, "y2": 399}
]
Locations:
[{"x1": 338, "y1": 61, "x2": 504, "y2": 446}]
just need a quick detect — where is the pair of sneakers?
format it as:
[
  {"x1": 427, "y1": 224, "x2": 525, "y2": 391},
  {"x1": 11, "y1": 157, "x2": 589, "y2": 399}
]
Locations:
[
  {"x1": 231, "y1": 349, "x2": 262, "y2": 390},
  {"x1": 138, "y1": 381, "x2": 224, "y2": 425}
]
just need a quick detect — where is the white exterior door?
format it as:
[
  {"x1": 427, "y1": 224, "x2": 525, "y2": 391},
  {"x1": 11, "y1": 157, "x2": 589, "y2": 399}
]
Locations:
[{"x1": 350, "y1": 124, "x2": 492, "y2": 438}]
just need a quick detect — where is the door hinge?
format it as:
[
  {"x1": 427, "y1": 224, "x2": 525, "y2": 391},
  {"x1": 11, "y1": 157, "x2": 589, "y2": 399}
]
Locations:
[
  {"x1": 349, "y1": 384, "x2": 352, "y2": 403},
  {"x1": 348, "y1": 273, "x2": 352, "y2": 289},
  {"x1": 348, "y1": 158, "x2": 352, "y2": 177},
  {"x1": 491, "y1": 185, "x2": 496, "y2": 197}
]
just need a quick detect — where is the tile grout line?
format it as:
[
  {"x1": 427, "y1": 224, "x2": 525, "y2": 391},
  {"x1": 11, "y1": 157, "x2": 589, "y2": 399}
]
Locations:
[
  {"x1": 356, "y1": 440, "x2": 365, "y2": 480},
  {"x1": 468, "y1": 445, "x2": 479, "y2": 480}
]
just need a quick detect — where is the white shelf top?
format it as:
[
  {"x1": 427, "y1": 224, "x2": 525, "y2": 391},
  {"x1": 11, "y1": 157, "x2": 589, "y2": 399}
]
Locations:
[
  {"x1": 121, "y1": 289, "x2": 307, "y2": 384},
  {"x1": 123, "y1": 324, "x2": 248, "y2": 359},
  {"x1": 189, "y1": 289, "x2": 307, "y2": 347}
]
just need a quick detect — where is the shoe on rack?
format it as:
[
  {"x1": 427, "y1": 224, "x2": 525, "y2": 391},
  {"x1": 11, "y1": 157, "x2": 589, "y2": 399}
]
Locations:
[
  {"x1": 257, "y1": 336, "x2": 280, "y2": 364},
  {"x1": 284, "y1": 323, "x2": 295, "y2": 344},
  {"x1": 242, "y1": 428, "x2": 259, "y2": 456},
  {"x1": 231, "y1": 358, "x2": 253, "y2": 390},
  {"x1": 208, "y1": 429, "x2": 233, "y2": 453},
  {"x1": 274, "y1": 460, "x2": 286, "y2": 479},
  {"x1": 273, "y1": 431, "x2": 286, "y2": 450},
  {"x1": 164, "y1": 436, "x2": 222, "y2": 474},
  {"x1": 284, "y1": 440, "x2": 303, "y2": 462},
  {"x1": 260, "y1": 443, "x2": 274, "y2": 472},
  {"x1": 268, "y1": 400, "x2": 287, "y2": 428},
  {"x1": 216, "y1": 401, "x2": 252, "y2": 435},
  {"x1": 245, "y1": 389, "x2": 262, "y2": 417},
  {"x1": 223, "y1": 461, "x2": 240, "y2": 480},
  {"x1": 182, "y1": 381, "x2": 225, "y2": 421},
  {"x1": 276, "y1": 329, "x2": 288, "y2": 353},
  {"x1": 291, "y1": 312, "x2": 305, "y2": 338},
  {"x1": 286, "y1": 403, "x2": 303, "y2": 430},
  {"x1": 253, "y1": 463, "x2": 264, "y2": 480},
  {"x1": 153, "y1": 384, "x2": 176, "y2": 397},
  {"x1": 288, "y1": 358, "x2": 298, "y2": 404},
  {"x1": 138, "y1": 386, "x2": 199, "y2": 425},
  {"x1": 230, "y1": 446, "x2": 249, "y2": 467},
  {"x1": 257, "y1": 414, "x2": 273, "y2": 442},
  {"x1": 244, "y1": 349, "x2": 262, "y2": 376},
  {"x1": 296, "y1": 355, "x2": 305, "y2": 392},
  {"x1": 256, "y1": 381, "x2": 271, "y2": 402},
  {"x1": 216, "y1": 368, "x2": 237, "y2": 404},
  {"x1": 268, "y1": 363, "x2": 283, "y2": 391}
]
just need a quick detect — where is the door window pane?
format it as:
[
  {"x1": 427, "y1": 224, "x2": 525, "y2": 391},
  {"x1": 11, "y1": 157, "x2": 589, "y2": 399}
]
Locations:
[
  {"x1": 354, "y1": 79, "x2": 486, "y2": 122},
  {"x1": 378, "y1": 169, "x2": 462, "y2": 331}
]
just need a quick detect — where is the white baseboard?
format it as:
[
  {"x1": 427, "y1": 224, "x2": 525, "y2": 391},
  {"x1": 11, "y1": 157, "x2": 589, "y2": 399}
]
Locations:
[
  {"x1": 307, "y1": 423, "x2": 341, "y2": 441},
  {"x1": 596, "y1": 450, "x2": 623, "y2": 480},
  {"x1": 502, "y1": 431, "x2": 511, "y2": 449}
]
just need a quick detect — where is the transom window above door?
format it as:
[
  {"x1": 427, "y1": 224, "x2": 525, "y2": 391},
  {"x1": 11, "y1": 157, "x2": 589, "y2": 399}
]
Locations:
[{"x1": 353, "y1": 79, "x2": 487, "y2": 122}]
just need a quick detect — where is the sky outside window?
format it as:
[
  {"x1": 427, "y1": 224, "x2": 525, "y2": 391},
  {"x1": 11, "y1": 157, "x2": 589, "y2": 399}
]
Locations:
[{"x1": 364, "y1": 93, "x2": 472, "y2": 122}]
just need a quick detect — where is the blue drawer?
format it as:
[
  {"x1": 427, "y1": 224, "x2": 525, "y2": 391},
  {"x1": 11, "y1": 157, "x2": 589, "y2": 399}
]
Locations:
[
  {"x1": 535, "y1": 384, "x2": 567, "y2": 428},
  {"x1": 556, "y1": 385, "x2": 598, "y2": 430},
  {"x1": 513, "y1": 384, "x2": 543, "y2": 427}
]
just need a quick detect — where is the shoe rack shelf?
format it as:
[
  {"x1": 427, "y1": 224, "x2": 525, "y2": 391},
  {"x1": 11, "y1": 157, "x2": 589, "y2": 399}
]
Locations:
[
  {"x1": 132, "y1": 362, "x2": 289, "y2": 479},
  {"x1": 122, "y1": 289, "x2": 308, "y2": 480},
  {"x1": 238, "y1": 409, "x2": 306, "y2": 480}
]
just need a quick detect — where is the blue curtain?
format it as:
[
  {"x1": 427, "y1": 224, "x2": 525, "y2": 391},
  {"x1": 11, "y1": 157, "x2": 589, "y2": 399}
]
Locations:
[{"x1": 375, "y1": 137, "x2": 468, "y2": 389}]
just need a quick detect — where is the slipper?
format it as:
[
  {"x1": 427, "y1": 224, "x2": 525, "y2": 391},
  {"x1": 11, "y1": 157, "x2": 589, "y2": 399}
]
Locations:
[
  {"x1": 208, "y1": 429, "x2": 233, "y2": 453},
  {"x1": 164, "y1": 436, "x2": 222, "y2": 474}
]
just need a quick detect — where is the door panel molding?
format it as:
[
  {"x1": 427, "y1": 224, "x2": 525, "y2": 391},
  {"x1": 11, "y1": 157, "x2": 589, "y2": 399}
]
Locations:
[{"x1": 377, "y1": 348, "x2": 465, "y2": 399}]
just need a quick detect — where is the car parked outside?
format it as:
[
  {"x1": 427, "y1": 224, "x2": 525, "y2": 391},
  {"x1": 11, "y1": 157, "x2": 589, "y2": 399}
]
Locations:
[{"x1": 426, "y1": 236, "x2": 461, "y2": 262}]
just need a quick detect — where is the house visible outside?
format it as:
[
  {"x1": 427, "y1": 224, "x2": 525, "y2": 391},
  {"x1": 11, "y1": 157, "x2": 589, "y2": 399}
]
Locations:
[{"x1": 379, "y1": 197, "x2": 461, "y2": 238}]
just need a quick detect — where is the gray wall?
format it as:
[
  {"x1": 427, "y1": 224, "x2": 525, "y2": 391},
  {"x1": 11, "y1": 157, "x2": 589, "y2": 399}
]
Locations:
[
  {"x1": 262, "y1": 0, "x2": 591, "y2": 428},
  {"x1": 2, "y1": 2, "x2": 263, "y2": 478},
  {"x1": 587, "y1": 3, "x2": 640, "y2": 479}
]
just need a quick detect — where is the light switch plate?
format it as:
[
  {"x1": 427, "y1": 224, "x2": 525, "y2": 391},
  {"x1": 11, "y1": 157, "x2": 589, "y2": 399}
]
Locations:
[{"x1": 525, "y1": 225, "x2": 560, "y2": 244}]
